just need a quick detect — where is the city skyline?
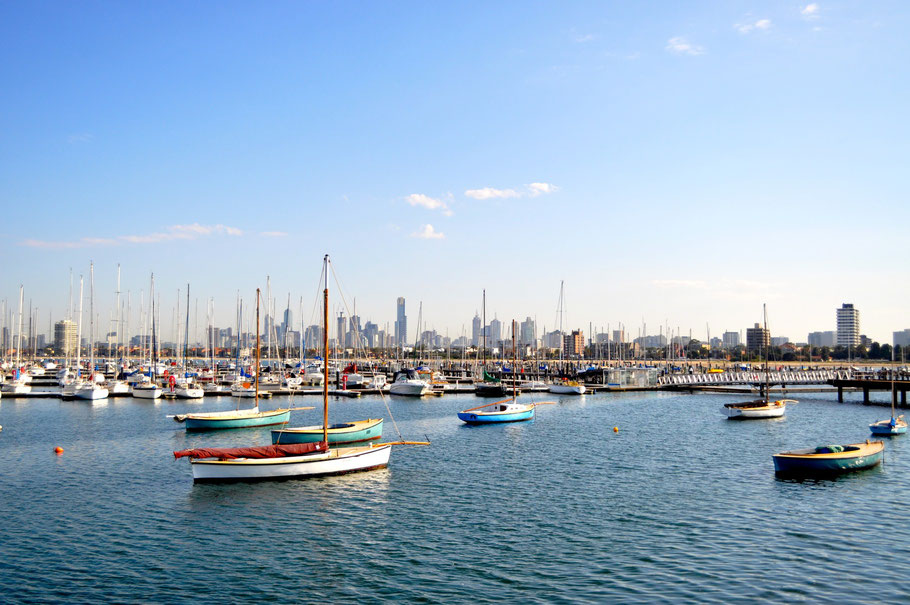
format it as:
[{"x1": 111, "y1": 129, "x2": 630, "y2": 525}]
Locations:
[
  {"x1": 1, "y1": 3, "x2": 908, "y2": 343},
  {"x1": 2, "y1": 285, "x2": 905, "y2": 351}
]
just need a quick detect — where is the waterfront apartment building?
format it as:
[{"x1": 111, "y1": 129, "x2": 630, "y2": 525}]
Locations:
[
  {"x1": 894, "y1": 329, "x2": 910, "y2": 348},
  {"x1": 808, "y1": 331, "x2": 836, "y2": 347},
  {"x1": 746, "y1": 324, "x2": 769, "y2": 351},
  {"x1": 836, "y1": 303, "x2": 860, "y2": 348},
  {"x1": 722, "y1": 331, "x2": 740, "y2": 349},
  {"x1": 564, "y1": 330, "x2": 584, "y2": 357},
  {"x1": 770, "y1": 336, "x2": 790, "y2": 347},
  {"x1": 54, "y1": 319, "x2": 77, "y2": 356},
  {"x1": 394, "y1": 297, "x2": 407, "y2": 346}
]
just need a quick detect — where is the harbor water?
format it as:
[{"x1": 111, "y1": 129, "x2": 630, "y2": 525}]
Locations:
[{"x1": 1, "y1": 389, "x2": 908, "y2": 603}]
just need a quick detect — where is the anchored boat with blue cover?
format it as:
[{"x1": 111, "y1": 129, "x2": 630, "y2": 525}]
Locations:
[{"x1": 772, "y1": 440, "x2": 884, "y2": 475}]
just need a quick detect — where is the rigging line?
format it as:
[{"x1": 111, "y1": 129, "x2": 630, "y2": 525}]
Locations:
[{"x1": 327, "y1": 260, "x2": 405, "y2": 442}]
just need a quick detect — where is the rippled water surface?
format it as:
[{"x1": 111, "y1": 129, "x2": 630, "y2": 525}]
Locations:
[{"x1": 2, "y1": 389, "x2": 908, "y2": 603}]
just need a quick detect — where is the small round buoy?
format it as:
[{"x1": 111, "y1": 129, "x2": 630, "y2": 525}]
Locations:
[
  {"x1": 54, "y1": 446, "x2": 64, "y2": 455},
  {"x1": 613, "y1": 427, "x2": 619, "y2": 433}
]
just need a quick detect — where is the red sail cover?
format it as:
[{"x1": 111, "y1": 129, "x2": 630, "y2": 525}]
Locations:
[{"x1": 174, "y1": 441, "x2": 327, "y2": 460}]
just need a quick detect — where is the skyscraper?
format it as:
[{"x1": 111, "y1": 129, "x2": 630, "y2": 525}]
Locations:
[
  {"x1": 471, "y1": 313, "x2": 481, "y2": 346},
  {"x1": 520, "y1": 317, "x2": 536, "y2": 346},
  {"x1": 836, "y1": 303, "x2": 860, "y2": 348},
  {"x1": 395, "y1": 297, "x2": 407, "y2": 346}
]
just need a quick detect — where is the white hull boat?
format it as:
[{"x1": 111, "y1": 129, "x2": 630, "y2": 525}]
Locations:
[
  {"x1": 1, "y1": 380, "x2": 32, "y2": 394},
  {"x1": 175, "y1": 386, "x2": 205, "y2": 399},
  {"x1": 549, "y1": 382, "x2": 586, "y2": 395},
  {"x1": 132, "y1": 384, "x2": 163, "y2": 399},
  {"x1": 74, "y1": 383, "x2": 110, "y2": 400},
  {"x1": 724, "y1": 399, "x2": 790, "y2": 419},
  {"x1": 188, "y1": 444, "x2": 392, "y2": 482}
]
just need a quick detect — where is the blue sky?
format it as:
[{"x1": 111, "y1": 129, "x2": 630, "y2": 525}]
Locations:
[{"x1": 1, "y1": 1, "x2": 908, "y2": 344}]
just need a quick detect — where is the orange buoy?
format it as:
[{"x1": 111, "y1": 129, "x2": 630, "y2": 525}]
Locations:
[
  {"x1": 613, "y1": 427, "x2": 619, "y2": 433},
  {"x1": 54, "y1": 446, "x2": 64, "y2": 455}
]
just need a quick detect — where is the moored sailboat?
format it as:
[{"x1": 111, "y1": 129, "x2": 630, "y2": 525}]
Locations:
[
  {"x1": 869, "y1": 373, "x2": 907, "y2": 435},
  {"x1": 459, "y1": 321, "x2": 539, "y2": 424},
  {"x1": 723, "y1": 304, "x2": 793, "y2": 419},
  {"x1": 175, "y1": 288, "x2": 289, "y2": 431},
  {"x1": 174, "y1": 255, "x2": 427, "y2": 482}
]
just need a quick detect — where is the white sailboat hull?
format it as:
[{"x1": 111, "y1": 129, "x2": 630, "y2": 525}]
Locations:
[
  {"x1": 549, "y1": 383, "x2": 586, "y2": 395},
  {"x1": 74, "y1": 385, "x2": 109, "y2": 400},
  {"x1": 132, "y1": 385, "x2": 163, "y2": 399},
  {"x1": 175, "y1": 387, "x2": 205, "y2": 399},
  {"x1": 190, "y1": 444, "x2": 392, "y2": 482},
  {"x1": 1, "y1": 381, "x2": 32, "y2": 394},
  {"x1": 389, "y1": 380, "x2": 430, "y2": 396},
  {"x1": 724, "y1": 403, "x2": 786, "y2": 419}
]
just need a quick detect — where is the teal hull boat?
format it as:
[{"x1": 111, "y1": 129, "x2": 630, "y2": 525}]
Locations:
[
  {"x1": 183, "y1": 408, "x2": 291, "y2": 431},
  {"x1": 271, "y1": 418, "x2": 383, "y2": 444},
  {"x1": 773, "y1": 441, "x2": 884, "y2": 476},
  {"x1": 458, "y1": 402, "x2": 535, "y2": 424}
]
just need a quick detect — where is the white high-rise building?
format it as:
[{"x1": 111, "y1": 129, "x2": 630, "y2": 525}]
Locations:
[
  {"x1": 54, "y1": 319, "x2": 77, "y2": 356},
  {"x1": 836, "y1": 303, "x2": 860, "y2": 348},
  {"x1": 722, "y1": 331, "x2": 740, "y2": 349}
]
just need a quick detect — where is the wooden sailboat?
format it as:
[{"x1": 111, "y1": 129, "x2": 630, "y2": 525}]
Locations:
[
  {"x1": 174, "y1": 255, "x2": 427, "y2": 482},
  {"x1": 459, "y1": 321, "x2": 539, "y2": 424},
  {"x1": 175, "y1": 288, "x2": 290, "y2": 430},
  {"x1": 723, "y1": 304, "x2": 794, "y2": 419}
]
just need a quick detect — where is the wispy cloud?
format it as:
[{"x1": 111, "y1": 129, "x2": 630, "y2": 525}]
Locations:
[
  {"x1": 20, "y1": 223, "x2": 244, "y2": 249},
  {"x1": 574, "y1": 33, "x2": 595, "y2": 43},
  {"x1": 464, "y1": 187, "x2": 521, "y2": 200},
  {"x1": 260, "y1": 231, "x2": 288, "y2": 237},
  {"x1": 465, "y1": 182, "x2": 558, "y2": 200},
  {"x1": 404, "y1": 193, "x2": 453, "y2": 216},
  {"x1": 666, "y1": 37, "x2": 705, "y2": 56},
  {"x1": 801, "y1": 3, "x2": 820, "y2": 19},
  {"x1": 411, "y1": 224, "x2": 445, "y2": 240},
  {"x1": 736, "y1": 19, "x2": 772, "y2": 34},
  {"x1": 67, "y1": 133, "x2": 93, "y2": 144}
]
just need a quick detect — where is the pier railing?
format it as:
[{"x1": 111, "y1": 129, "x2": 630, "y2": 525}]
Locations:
[{"x1": 658, "y1": 369, "x2": 852, "y2": 387}]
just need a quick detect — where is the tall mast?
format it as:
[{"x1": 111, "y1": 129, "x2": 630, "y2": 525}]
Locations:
[
  {"x1": 184, "y1": 284, "x2": 191, "y2": 374},
  {"x1": 255, "y1": 288, "x2": 260, "y2": 403},
  {"x1": 75, "y1": 277, "x2": 83, "y2": 379},
  {"x1": 89, "y1": 262, "x2": 95, "y2": 379},
  {"x1": 512, "y1": 319, "x2": 517, "y2": 401},
  {"x1": 482, "y1": 290, "x2": 486, "y2": 370},
  {"x1": 323, "y1": 255, "x2": 330, "y2": 444},
  {"x1": 116, "y1": 264, "x2": 121, "y2": 364},
  {"x1": 15, "y1": 285, "x2": 24, "y2": 374},
  {"x1": 763, "y1": 303, "x2": 769, "y2": 405}
]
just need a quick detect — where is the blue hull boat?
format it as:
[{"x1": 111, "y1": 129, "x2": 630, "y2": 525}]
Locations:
[
  {"x1": 458, "y1": 402, "x2": 535, "y2": 424},
  {"x1": 773, "y1": 441, "x2": 884, "y2": 476}
]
